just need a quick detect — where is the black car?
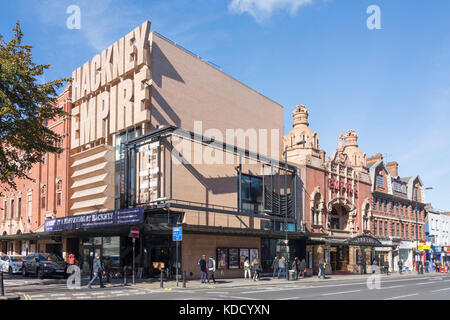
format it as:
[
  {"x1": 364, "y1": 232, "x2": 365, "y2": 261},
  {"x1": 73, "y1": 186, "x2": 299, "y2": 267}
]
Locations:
[{"x1": 22, "y1": 253, "x2": 68, "y2": 279}]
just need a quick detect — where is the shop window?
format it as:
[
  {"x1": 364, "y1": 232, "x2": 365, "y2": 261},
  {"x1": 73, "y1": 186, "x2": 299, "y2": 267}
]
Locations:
[{"x1": 373, "y1": 197, "x2": 377, "y2": 211}]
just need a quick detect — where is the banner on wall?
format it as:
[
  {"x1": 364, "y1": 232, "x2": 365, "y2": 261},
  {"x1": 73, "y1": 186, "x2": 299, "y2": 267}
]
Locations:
[{"x1": 44, "y1": 208, "x2": 145, "y2": 232}]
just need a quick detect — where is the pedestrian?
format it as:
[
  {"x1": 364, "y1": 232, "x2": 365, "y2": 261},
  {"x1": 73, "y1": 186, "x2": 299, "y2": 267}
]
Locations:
[
  {"x1": 104, "y1": 256, "x2": 112, "y2": 284},
  {"x1": 372, "y1": 258, "x2": 378, "y2": 274},
  {"x1": 252, "y1": 258, "x2": 261, "y2": 281},
  {"x1": 317, "y1": 259, "x2": 323, "y2": 279},
  {"x1": 398, "y1": 259, "x2": 403, "y2": 274},
  {"x1": 244, "y1": 257, "x2": 252, "y2": 280},
  {"x1": 88, "y1": 253, "x2": 105, "y2": 289},
  {"x1": 69, "y1": 253, "x2": 75, "y2": 265},
  {"x1": 321, "y1": 260, "x2": 327, "y2": 279},
  {"x1": 299, "y1": 258, "x2": 306, "y2": 279},
  {"x1": 384, "y1": 261, "x2": 390, "y2": 275},
  {"x1": 361, "y1": 258, "x2": 367, "y2": 275},
  {"x1": 278, "y1": 256, "x2": 286, "y2": 279},
  {"x1": 207, "y1": 256, "x2": 216, "y2": 284},
  {"x1": 272, "y1": 256, "x2": 279, "y2": 278},
  {"x1": 198, "y1": 255, "x2": 207, "y2": 283},
  {"x1": 291, "y1": 257, "x2": 299, "y2": 280},
  {"x1": 424, "y1": 260, "x2": 429, "y2": 273}
]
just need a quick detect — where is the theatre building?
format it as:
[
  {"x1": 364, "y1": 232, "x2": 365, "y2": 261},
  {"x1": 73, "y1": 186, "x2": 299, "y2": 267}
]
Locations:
[
  {"x1": 284, "y1": 105, "x2": 387, "y2": 275},
  {"x1": 0, "y1": 21, "x2": 309, "y2": 279}
]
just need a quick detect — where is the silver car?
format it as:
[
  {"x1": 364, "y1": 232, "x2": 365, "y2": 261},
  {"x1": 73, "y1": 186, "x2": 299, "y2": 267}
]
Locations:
[{"x1": 0, "y1": 255, "x2": 25, "y2": 274}]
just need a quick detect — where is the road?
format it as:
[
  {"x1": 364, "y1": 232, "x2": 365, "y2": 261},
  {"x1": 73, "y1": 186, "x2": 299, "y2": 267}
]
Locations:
[{"x1": 2, "y1": 273, "x2": 449, "y2": 300}]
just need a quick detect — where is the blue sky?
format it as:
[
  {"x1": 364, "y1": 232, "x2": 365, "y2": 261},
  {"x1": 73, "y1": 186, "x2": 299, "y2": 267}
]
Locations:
[{"x1": 1, "y1": 0, "x2": 450, "y2": 210}]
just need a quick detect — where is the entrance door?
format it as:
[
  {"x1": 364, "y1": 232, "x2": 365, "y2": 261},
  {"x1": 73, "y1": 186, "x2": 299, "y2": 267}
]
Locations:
[{"x1": 81, "y1": 245, "x2": 102, "y2": 274}]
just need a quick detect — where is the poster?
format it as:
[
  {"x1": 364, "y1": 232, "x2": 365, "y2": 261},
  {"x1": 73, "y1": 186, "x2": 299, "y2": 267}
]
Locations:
[
  {"x1": 216, "y1": 248, "x2": 228, "y2": 269},
  {"x1": 229, "y1": 248, "x2": 240, "y2": 269},
  {"x1": 239, "y1": 249, "x2": 249, "y2": 268},
  {"x1": 250, "y1": 249, "x2": 259, "y2": 265}
]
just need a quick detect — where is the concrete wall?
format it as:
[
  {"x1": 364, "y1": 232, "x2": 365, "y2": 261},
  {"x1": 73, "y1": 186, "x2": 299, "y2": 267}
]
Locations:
[{"x1": 150, "y1": 33, "x2": 284, "y2": 160}]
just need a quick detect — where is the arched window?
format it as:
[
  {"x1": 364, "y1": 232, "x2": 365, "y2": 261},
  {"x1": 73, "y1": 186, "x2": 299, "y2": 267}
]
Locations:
[
  {"x1": 363, "y1": 203, "x2": 370, "y2": 231},
  {"x1": 41, "y1": 185, "x2": 47, "y2": 209},
  {"x1": 311, "y1": 193, "x2": 322, "y2": 226},
  {"x1": 56, "y1": 180, "x2": 63, "y2": 206}
]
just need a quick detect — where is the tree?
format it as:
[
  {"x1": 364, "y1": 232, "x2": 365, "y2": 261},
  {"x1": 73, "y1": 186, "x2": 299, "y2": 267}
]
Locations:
[{"x1": 0, "y1": 22, "x2": 70, "y2": 192}]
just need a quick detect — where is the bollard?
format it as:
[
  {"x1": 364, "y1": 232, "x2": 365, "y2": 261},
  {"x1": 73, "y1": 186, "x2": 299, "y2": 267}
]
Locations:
[
  {"x1": 182, "y1": 270, "x2": 186, "y2": 288},
  {"x1": 160, "y1": 270, "x2": 164, "y2": 288},
  {"x1": 123, "y1": 266, "x2": 127, "y2": 286},
  {"x1": 0, "y1": 271, "x2": 4, "y2": 296}
]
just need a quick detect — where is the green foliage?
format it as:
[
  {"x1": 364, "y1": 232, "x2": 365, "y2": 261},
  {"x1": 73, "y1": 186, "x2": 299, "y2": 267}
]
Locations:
[{"x1": 0, "y1": 22, "x2": 70, "y2": 193}]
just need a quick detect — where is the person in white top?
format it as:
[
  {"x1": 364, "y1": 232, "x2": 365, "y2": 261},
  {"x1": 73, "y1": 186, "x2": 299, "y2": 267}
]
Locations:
[{"x1": 244, "y1": 258, "x2": 252, "y2": 280}]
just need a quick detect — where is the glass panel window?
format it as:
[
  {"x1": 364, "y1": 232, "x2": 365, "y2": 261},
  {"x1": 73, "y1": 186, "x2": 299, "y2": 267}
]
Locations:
[
  {"x1": 240, "y1": 174, "x2": 262, "y2": 214},
  {"x1": 376, "y1": 175, "x2": 384, "y2": 188}
]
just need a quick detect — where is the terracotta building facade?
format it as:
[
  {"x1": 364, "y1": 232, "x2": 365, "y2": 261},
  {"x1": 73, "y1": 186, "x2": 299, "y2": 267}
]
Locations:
[
  {"x1": 0, "y1": 86, "x2": 72, "y2": 257},
  {"x1": 367, "y1": 154, "x2": 427, "y2": 272},
  {"x1": 284, "y1": 105, "x2": 385, "y2": 275}
]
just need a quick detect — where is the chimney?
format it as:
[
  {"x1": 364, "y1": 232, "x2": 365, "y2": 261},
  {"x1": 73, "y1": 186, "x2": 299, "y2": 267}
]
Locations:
[
  {"x1": 367, "y1": 153, "x2": 383, "y2": 165},
  {"x1": 386, "y1": 161, "x2": 399, "y2": 177}
]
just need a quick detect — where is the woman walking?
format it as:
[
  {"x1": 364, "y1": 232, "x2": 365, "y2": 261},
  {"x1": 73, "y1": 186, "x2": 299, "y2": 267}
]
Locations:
[{"x1": 244, "y1": 258, "x2": 252, "y2": 280}]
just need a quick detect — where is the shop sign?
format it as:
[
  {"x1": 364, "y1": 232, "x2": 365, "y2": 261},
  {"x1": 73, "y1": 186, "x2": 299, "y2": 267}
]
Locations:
[
  {"x1": 44, "y1": 207, "x2": 144, "y2": 232},
  {"x1": 328, "y1": 178, "x2": 358, "y2": 198}
]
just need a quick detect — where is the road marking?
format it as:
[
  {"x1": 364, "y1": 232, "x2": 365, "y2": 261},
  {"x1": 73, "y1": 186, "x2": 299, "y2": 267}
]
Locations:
[
  {"x1": 377, "y1": 285, "x2": 405, "y2": 290},
  {"x1": 322, "y1": 290, "x2": 361, "y2": 296},
  {"x1": 76, "y1": 296, "x2": 89, "y2": 299},
  {"x1": 50, "y1": 294, "x2": 66, "y2": 297},
  {"x1": 278, "y1": 297, "x2": 300, "y2": 300},
  {"x1": 30, "y1": 295, "x2": 46, "y2": 298},
  {"x1": 431, "y1": 287, "x2": 450, "y2": 293},
  {"x1": 56, "y1": 297, "x2": 69, "y2": 300},
  {"x1": 73, "y1": 293, "x2": 89, "y2": 296},
  {"x1": 226, "y1": 296, "x2": 258, "y2": 300},
  {"x1": 91, "y1": 292, "x2": 107, "y2": 295},
  {"x1": 384, "y1": 293, "x2": 419, "y2": 300},
  {"x1": 416, "y1": 281, "x2": 440, "y2": 285}
]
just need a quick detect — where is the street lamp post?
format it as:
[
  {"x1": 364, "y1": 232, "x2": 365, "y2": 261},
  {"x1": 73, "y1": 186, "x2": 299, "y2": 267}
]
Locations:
[{"x1": 284, "y1": 140, "x2": 306, "y2": 280}]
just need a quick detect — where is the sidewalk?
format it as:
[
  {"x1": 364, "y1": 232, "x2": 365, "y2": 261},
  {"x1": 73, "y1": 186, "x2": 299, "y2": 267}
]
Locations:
[{"x1": 113, "y1": 271, "x2": 448, "y2": 291}]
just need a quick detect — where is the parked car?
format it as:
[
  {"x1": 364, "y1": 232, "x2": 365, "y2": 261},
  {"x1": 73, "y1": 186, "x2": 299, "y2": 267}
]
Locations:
[
  {"x1": 22, "y1": 253, "x2": 68, "y2": 279},
  {"x1": 0, "y1": 255, "x2": 24, "y2": 274}
]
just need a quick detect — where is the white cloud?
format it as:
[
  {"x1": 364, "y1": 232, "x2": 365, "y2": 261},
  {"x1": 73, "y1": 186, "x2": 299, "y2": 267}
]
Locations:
[{"x1": 228, "y1": 0, "x2": 313, "y2": 23}]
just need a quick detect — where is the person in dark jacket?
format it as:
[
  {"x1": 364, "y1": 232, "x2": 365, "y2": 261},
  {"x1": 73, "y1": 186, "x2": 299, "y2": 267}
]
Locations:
[
  {"x1": 299, "y1": 259, "x2": 306, "y2": 278},
  {"x1": 383, "y1": 261, "x2": 390, "y2": 275},
  {"x1": 88, "y1": 253, "x2": 105, "y2": 289},
  {"x1": 398, "y1": 259, "x2": 403, "y2": 274},
  {"x1": 292, "y1": 257, "x2": 299, "y2": 280},
  {"x1": 198, "y1": 255, "x2": 207, "y2": 283},
  {"x1": 272, "y1": 256, "x2": 279, "y2": 278}
]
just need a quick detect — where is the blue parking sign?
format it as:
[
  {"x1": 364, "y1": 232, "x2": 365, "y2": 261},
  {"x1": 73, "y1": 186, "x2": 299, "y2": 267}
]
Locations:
[{"x1": 173, "y1": 227, "x2": 182, "y2": 241}]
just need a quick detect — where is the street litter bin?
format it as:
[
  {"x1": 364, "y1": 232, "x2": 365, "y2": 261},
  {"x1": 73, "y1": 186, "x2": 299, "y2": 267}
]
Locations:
[{"x1": 288, "y1": 270, "x2": 295, "y2": 281}]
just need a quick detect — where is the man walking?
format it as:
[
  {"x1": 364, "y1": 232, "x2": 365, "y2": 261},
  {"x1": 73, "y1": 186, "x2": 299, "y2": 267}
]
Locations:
[
  {"x1": 398, "y1": 259, "x2": 403, "y2": 274},
  {"x1": 384, "y1": 261, "x2": 390, "y2": 275},
  {"x1": 272, "y1": 256, "x2": 279, "y2": 278},
  {"x1": 207, "y1": 256, "x2": 216, "y2": 284},
  {"x1": 88, "y1": 253, "x2": 105, "y2": 289},
  {"x1": 198, "y1": 255, "x2": 207, "y2": 283},
  {"x1": 292, "y1": 257, "x2": 299, "y2": 280},
  {"x1": 278, "y1": 256, "x2": 286, "y2": 279}
]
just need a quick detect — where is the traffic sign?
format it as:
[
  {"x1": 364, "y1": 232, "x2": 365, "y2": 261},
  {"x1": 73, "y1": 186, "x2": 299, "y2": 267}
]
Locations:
[
  {"x1": 129, "y1": 227, "x2": 140, "y2": 238},
  {"x1": 173, "y1": 227, "x2": 182, "y2": 241}
]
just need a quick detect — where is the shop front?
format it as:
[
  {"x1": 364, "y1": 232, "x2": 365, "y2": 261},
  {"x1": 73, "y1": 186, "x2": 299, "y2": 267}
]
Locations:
[{"x1": 399, "y1": 241, "x2": 415, "y2": 272}]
